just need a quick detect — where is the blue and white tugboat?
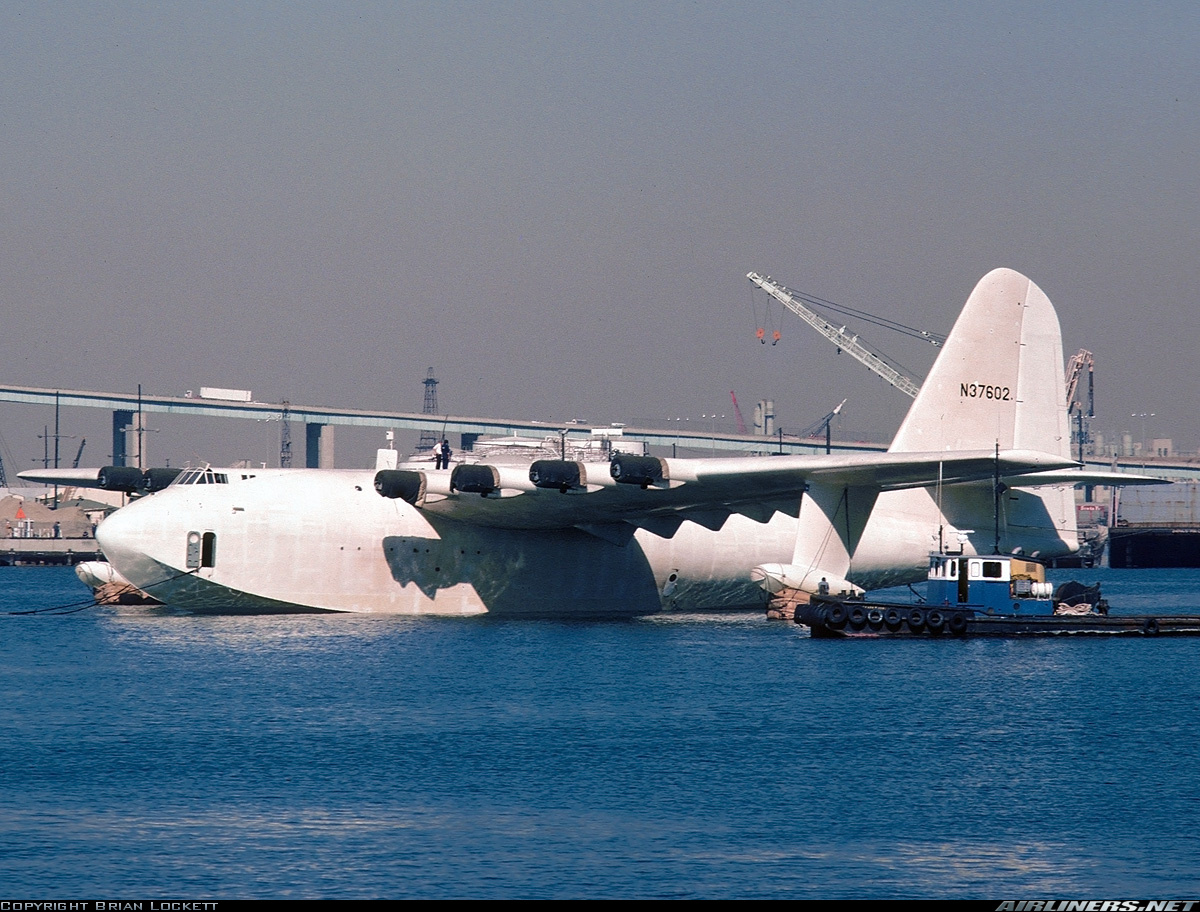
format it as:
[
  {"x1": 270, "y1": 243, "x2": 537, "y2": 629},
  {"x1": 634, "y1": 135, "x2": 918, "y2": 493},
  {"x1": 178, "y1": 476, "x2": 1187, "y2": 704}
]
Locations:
[{"x1": 794, "y1": 551, "x2": 1200, "y2": 637}]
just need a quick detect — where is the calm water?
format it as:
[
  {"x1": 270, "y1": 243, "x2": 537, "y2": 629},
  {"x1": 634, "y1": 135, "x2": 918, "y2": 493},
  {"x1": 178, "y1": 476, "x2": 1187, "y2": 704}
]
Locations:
[{"x1": 3, "y1": 566, "x2": 1200, "y2": 898}]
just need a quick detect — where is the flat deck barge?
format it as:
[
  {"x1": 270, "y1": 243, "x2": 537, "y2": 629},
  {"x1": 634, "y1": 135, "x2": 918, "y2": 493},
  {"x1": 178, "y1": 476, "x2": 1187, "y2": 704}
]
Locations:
[{"x1": 796, "y1": 598, "x2": 1200, "y2": 637}]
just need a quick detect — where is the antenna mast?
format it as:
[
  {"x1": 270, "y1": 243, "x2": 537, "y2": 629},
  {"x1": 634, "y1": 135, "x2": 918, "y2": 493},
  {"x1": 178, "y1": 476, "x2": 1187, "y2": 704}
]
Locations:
[
  {"x1": 279, "y1": 400, "x2": 292, "y2": 467},
  {"x1": 418, "y1": 368, "x2": 440, "y2": 453}
]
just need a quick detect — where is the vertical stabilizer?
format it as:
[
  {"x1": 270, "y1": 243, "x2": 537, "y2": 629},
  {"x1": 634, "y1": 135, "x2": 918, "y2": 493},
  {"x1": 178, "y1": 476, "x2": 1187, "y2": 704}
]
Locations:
[
  {"x1": 890, "y1": 268, "x2": 1069, "y2": 458},
  {"x1": 780, "y1": 269, "x2": 1077, "y2": 594}
]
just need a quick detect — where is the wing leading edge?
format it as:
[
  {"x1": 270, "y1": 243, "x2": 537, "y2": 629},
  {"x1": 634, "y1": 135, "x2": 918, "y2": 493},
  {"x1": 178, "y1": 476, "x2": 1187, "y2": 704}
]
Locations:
[{"x1": 376, "y1": 449, "x2": 1079, "y2": 533}]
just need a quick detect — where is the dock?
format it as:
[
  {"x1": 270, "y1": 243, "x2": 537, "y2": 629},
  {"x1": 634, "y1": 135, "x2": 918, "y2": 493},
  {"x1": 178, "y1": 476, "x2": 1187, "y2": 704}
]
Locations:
[{"x1": 0, "y1": 539, "x2": 103, "y2": 566}]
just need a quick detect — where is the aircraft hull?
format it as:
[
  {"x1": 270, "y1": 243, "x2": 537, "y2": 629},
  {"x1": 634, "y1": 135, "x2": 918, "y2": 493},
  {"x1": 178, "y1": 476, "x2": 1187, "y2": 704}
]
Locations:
[{"x1": 95, "y1": 469, "x2": 802, "y2": 616}]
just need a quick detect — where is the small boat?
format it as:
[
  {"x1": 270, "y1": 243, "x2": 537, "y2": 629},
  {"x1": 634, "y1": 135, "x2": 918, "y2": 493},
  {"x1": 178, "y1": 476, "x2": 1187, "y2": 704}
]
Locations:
[{"x1": 792, "y1": 551, "x2": 1200, "y2": 637}]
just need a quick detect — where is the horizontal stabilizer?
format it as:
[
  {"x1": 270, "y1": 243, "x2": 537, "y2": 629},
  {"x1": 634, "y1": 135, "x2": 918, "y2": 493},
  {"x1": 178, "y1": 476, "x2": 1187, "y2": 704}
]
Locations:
[{"x1": 1007, "y1": 468, "x2": 1174, "y2": 488}]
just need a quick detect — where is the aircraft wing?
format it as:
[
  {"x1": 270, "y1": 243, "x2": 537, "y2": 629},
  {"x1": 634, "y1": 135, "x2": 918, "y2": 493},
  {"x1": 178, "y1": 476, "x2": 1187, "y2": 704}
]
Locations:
[
  {"x1": 381, "y1": 448, "x2": 1079, "y2": 533},
  {"x1": 18, "y1": 466, "x2": 183, "y2": 493},
  {"x1": 18, "y1": 467, "x2": 104, "y2": 487}
]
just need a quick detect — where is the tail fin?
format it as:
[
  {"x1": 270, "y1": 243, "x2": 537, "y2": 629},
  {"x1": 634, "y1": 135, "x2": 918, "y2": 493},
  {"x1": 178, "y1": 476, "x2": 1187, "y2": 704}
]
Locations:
[{"x1": 890, "y1": 268, "x2": 1069, "y2": 458}]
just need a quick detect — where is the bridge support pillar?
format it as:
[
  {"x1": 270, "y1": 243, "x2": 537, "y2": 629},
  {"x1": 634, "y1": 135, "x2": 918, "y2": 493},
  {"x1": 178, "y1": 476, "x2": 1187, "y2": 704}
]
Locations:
[
  {"x1": 306, "y1": 423, "x2": 334, "y2": 468},
  {"x1": 112, "y1": 410, "x2": 134, "y2": 467}
]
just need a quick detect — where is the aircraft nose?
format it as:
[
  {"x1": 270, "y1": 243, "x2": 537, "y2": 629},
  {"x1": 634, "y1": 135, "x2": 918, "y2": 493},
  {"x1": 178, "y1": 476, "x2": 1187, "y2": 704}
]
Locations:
[
  {"x1": 95, "y1": 497, "x2": 159, "y2": 568},
  {"x1": 95, "y1": 502, "x2": 133, "y2": 556}
]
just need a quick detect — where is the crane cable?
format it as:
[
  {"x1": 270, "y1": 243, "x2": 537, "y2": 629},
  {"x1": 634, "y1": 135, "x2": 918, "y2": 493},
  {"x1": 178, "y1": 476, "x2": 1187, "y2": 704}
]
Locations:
[{"x1": 750, "y1": 285, "x2": 783, "y2": 345}]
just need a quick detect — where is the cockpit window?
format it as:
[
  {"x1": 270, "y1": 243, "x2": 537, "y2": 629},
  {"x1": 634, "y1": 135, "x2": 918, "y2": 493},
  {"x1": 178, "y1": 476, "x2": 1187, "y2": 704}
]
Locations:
[{"x1": 174, "y1": 469, "x2": 228, "y2": 486}]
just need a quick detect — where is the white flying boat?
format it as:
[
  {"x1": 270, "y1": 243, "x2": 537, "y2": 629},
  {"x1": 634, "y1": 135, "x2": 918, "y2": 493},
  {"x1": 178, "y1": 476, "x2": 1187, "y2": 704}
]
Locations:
[{"x1": 22, "y1": 269, "x2": 1162, "y2": 616}]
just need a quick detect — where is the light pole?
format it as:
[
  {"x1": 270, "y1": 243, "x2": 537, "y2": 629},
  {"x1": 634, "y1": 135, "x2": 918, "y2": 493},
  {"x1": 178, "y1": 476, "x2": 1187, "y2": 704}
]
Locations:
[
  {"x1": 702, "y1": 414, "x2": 725, "y2": 453},
  {"x1": 1132, "y1": 412, "x2": 1152, "y2": 470},
  {"x1": 1132, "y1": 412, "x2": 1155, "y2": 463},
  {"x1": 667, "y1": 417, "x2": 686, "y2": 457}
]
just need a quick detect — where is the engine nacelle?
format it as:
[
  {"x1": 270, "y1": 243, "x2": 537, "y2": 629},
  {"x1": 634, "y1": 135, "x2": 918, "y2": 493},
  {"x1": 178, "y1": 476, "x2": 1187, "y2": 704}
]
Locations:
[
  {"x1": 609, "y1": 454, "x2": 668, "y2": 487},
  {"x1": 529, "y1": 460, "x2": 585, "y2": 492},
  {"x1": 374, "y1": 469, "x2": 426, "y2": 504},
  {"x1": 97, "y1": 466, "x2": 146, "y2": 493},
  {"x1": 451, "y1": 464, "x2": 501, "y2": 496},
  {"x1": 141, "y1": 467, "x2": 183, "y2": 493}
]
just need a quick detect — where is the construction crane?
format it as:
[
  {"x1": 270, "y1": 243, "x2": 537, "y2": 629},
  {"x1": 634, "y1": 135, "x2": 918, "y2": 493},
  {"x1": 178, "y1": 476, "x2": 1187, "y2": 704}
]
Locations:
[
  {"x1": 72, "y1": 439, "x2": 86, "y2": 468},
  {"x1": 747, "y1": 272, "x2": 926, "y2": 398},
  {"x1": 796, "y1": 399, "x2": 846, "y2": 454},
  {"x1": 1065, "y1": 349, "x2": 1095, "y2": 461},
  {"x1": 729, "y1": 391, "x2": 748, "y2": 435}
]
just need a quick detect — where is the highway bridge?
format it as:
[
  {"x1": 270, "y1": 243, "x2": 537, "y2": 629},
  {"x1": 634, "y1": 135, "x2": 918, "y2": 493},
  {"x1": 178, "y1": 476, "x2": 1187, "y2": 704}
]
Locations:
[
  {"x1": 0, "y1": 382, "x2": 864, "y2": 468},
  {"x1": 1, "y1": 383, "x2": 1197, "y2": 481}
]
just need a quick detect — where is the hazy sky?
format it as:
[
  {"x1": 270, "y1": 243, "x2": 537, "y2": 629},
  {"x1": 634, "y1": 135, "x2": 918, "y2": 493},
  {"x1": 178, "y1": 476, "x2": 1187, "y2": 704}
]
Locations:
[{"x1": 2, "y1": 1, "x2": 1197, "y2": 471}]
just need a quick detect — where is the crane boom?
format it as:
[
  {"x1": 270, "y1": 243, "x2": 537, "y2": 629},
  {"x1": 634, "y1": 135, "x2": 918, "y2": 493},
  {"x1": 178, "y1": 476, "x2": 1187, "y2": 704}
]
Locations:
[
  {"x1": 747, "y1": 272, "x2": 922, "y2": 398},
  {"x1": 796, "y1": 399, "x2": 846, "y2": 454},
  {"x1": 749, "y1": 274, "x2": 1090, "y2": 433},
  {"x1": 729, "y1": 391, "x2": 748, "y2": 435},
  {"x1": 1064, "y1": 349, "x2": 1094, "y2": 417},
  {"x1": 798, "y1": 399, "x2": 847, "y2": 439}
]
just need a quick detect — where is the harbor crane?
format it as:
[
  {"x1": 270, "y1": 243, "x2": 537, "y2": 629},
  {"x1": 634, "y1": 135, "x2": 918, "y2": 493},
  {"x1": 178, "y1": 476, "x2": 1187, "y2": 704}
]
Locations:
[
  {"x1": 796, "y1": 399, "x2": 846, "y2": 454},
  {"x1": 747, "y1": 273, "x2": 927, "y2": 398},
  {"x1": 1065, "y1": 349, "x2": 1094, "y2": 461},
  {"x1": 729, "y1": 391, "x2": 749, "y2": 435},
  {"x1": 749, "y1": 274, "x2": 1093, "y2": 436}
]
